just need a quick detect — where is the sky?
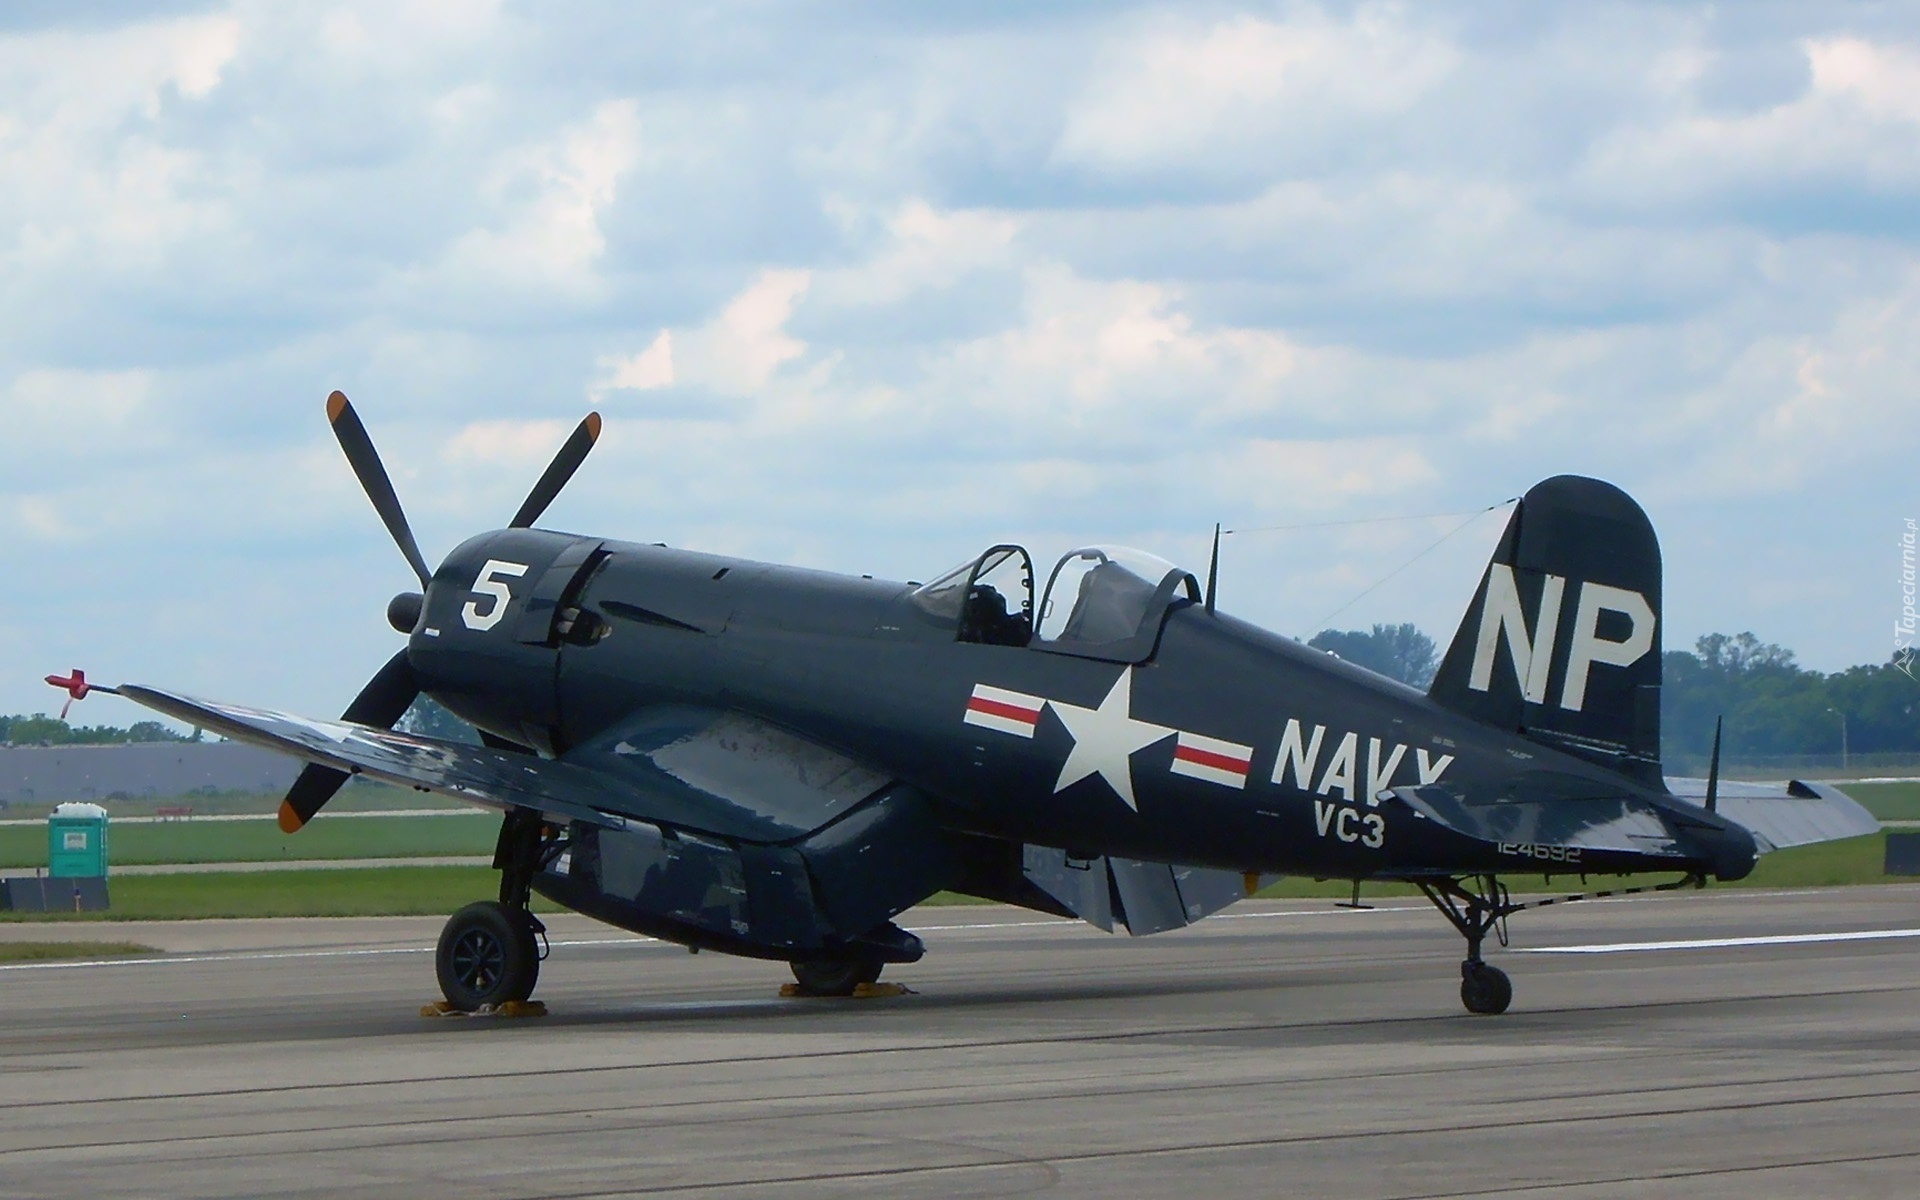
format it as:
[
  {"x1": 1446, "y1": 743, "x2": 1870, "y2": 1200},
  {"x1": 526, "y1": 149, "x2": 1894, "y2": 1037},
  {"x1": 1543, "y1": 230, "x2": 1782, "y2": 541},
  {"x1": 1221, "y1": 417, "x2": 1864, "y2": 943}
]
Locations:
[{"x1": 1, "y1": 0, "x2": 1913, "y2": 723}]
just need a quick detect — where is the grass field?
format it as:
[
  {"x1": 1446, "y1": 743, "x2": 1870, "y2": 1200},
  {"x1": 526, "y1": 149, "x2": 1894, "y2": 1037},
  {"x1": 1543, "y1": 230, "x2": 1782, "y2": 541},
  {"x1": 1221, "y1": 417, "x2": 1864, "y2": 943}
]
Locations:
[
  {"x1": 0, "y1": 832, "x2": 1906, "y2": 922},
  {"x1": 0, "y1": 940, "x2": 156, "y2": 961},
  {"x1": 0, "y1": 866, "x2": 516, "y2": 922},
  {"x1": 1845, "y1": 781, "x2": 1920, "y2": 821},
  {"x1": 0, "y1": 812, "x2": 496, "y2": 868}
]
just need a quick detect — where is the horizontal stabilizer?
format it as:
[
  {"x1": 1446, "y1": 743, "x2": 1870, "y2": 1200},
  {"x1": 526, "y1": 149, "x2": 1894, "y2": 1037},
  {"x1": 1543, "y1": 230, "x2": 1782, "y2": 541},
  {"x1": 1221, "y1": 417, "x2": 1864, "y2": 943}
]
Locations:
[
  {"x1": 1388, "y1": 784, "x2": 1688, "y2": 860},
  {"x1": 1664, "y1": 777, "x2": 1880, "y2": 852}
]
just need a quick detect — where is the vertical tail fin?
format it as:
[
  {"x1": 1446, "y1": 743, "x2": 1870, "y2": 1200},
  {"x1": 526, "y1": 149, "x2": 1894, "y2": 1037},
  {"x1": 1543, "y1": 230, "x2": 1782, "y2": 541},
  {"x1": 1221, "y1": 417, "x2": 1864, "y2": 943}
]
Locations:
[{"x1": 1428, "y1": 475, "x2": 1663, "y2": 785}]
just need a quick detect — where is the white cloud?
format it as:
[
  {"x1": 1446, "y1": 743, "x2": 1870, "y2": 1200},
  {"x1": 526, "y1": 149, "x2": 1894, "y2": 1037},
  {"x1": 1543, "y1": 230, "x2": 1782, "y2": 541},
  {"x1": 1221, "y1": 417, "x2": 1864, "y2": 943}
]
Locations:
[
  {"x1": 1055, "y1": 7, "x2": 1458, "y2": 172},
  {"x1": 1579, "y1": 34, "x2": 1920, "y2": 203},
  {"x1": 443, "y1": 418, "x2": 576, "y2": 468},
  {"x1": 598, "y1": 268, "x2": 812, "y2": 398},
  {"x1": 1, "y1": 2, "x2": 1916, "y2": 715},
  {"x1": 596, "y1": 331, "x2": 675, "y2": 393},
  {"x1": 693, "y1": 269, "x2": 813, "y2": 391},
  {"x1": 433, "y1": 98, "x2": 643, "y2": 296},
  {"x1": 2, "y1": 368, "x2": 151, "y2": 433},
  {"x1": 935, "y1": 265, "x2": 1302, "y2": 431},
  {"x1": 0, "y1": 13, "x2": 243, "y2": 120},
  {"x1": 1808, "y1": 36, "x2": 1920, "y2": 123},
  {"x1": 0, "y1": 14, "x2": 242, "y2": 275},
  {"x1": 316, "y1": 0, "x2": 503, "y2": 67},
  {"x1": 815, "y1": 200, "x2": 1020, "y2": 308}
]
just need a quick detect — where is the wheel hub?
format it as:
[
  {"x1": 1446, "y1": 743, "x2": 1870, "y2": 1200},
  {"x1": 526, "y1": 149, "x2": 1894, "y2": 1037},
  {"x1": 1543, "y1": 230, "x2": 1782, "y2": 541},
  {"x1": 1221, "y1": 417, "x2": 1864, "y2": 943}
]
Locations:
[{"x1": 450, "y1": 929, "x2": 505, "y2": 993}]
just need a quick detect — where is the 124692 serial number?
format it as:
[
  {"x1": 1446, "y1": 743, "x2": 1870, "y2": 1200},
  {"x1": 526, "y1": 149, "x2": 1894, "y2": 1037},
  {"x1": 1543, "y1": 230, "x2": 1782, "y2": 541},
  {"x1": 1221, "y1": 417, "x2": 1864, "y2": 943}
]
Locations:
[{"x1": 1497, "y1": 842, "x2": 1582, "y2": 864}]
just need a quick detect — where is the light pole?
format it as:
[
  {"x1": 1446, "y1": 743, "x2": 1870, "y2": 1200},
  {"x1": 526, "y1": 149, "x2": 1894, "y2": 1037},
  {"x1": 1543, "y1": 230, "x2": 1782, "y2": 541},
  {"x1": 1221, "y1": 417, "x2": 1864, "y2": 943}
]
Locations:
[{"x1": 1826, "y1": 707, "x2": 1850, "y2": 771}]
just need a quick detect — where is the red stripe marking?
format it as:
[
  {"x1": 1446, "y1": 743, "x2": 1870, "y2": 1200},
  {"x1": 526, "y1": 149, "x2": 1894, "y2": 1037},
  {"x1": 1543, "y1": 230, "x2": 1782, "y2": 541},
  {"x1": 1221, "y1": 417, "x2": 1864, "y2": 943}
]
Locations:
[
  {"x1": 1175, "y1": 744, "x2": 1250, "y2": 774},
  {"x1": 968, "y1": 696, "x2": 1040, "y2": 724}
]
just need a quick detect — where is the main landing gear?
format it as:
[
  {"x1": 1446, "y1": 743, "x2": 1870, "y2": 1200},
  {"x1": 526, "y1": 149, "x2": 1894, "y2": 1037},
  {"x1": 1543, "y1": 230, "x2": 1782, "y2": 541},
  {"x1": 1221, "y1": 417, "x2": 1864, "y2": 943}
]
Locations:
[
  {"x1": 787, "y1": 957, "x2": 885, "y2": 997},
  {"x1": 1414, "y1": 871, "x2": 1709, "y2": 1015},
  {"x1": 785, "y1": 920, "x2": 919, "y2": 997},
  {"x1": 436, "y1": 900, "x2": 542, "y2": 1010},
  {"x1": 435, "y1": 809, "x2": 556, "y2": 1012}
]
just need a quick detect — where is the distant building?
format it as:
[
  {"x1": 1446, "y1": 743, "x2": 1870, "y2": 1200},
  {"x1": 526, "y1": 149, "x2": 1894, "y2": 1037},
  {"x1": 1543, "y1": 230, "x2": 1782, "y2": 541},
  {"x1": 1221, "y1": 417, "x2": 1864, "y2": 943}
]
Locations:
[{"x1": 0, "y1": 743, "x2": 300, "y2": 807}]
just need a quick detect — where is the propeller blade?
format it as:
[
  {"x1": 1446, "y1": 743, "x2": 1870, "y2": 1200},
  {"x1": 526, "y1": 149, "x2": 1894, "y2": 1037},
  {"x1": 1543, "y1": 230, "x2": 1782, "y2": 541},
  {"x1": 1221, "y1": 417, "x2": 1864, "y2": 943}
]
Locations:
[
  {"x1": 277, "y1": 649, "x2": 421, "y2": 833},
  {"x1": 327, "y1": 391, "x2": 432, "y2": 587},
  {"x1": 278, "y1": 764, "x2": 349, "y2": 835},
  {"x1": 509, "y1": 412, "x2": 602, "y2": 529}
]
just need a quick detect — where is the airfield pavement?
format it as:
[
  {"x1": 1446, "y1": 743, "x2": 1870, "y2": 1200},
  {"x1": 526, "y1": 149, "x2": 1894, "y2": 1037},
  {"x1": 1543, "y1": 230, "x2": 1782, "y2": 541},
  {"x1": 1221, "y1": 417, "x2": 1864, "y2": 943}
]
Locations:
[{"x1": 3, "y1": 886, "x2": 1920, "y2": 1198}]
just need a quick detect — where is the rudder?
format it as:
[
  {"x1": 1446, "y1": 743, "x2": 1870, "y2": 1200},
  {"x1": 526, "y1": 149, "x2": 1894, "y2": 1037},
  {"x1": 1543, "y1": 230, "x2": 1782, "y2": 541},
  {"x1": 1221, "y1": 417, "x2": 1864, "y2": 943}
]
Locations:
[{"x1": 1428, "y1": 475, "x2": 1663, "y2": 785}]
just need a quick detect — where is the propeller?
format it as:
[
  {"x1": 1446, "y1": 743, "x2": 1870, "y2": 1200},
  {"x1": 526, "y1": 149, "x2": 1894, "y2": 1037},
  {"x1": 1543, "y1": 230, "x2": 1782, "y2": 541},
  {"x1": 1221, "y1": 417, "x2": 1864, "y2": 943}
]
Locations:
[{"x1": 277, "y1": 392, "x2": 602, "y2": 833}]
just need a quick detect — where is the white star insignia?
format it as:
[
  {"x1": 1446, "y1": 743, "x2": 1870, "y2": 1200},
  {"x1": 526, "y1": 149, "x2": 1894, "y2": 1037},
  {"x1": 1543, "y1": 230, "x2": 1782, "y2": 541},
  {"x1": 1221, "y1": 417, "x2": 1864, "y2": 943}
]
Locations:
[{"x1": 1048, "y1": 668, "x2": 1173, "y2": 811}]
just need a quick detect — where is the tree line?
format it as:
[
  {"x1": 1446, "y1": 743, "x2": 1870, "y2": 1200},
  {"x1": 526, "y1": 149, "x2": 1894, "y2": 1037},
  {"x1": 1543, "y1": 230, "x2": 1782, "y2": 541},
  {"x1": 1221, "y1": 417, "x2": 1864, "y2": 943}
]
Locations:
[
  {"x1": 1307, "y1": 625, "x2": 1915, "y2": 760},
  {"x1": 1661, "y1": 633, "x2": 1912, "y2": 761},
  {"x1": 0, "y1": 713, "x2": 198, "y2": 746}
]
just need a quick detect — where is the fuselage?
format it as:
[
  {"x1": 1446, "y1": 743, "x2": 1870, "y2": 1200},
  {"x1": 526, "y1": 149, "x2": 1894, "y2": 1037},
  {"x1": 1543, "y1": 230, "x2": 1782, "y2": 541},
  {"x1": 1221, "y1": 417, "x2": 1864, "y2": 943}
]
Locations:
[{"x1": 407, "y1": 527, "x2": 1756, "y2": 882}]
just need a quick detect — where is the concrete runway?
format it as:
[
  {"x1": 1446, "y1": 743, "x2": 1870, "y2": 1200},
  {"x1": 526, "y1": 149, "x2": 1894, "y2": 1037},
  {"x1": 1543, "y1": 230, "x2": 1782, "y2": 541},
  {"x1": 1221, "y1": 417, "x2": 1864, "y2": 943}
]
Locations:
[{"x1": 4, "y1": 885, "x2": 1920, "y2": 1199}]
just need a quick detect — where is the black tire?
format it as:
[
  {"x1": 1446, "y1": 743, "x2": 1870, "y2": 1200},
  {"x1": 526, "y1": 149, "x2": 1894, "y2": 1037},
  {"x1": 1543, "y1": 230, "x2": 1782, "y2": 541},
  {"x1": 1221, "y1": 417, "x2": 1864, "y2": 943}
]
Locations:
[
  {"x1": 1460, "y1": 961, "x2": 1513, "y2": 1015},
  {"x1": 789, "y1": 958, "x2": 884, "y2": 997},
  {"x1": 437, "y1": 901, "x2": 539, "y2": 1011}
]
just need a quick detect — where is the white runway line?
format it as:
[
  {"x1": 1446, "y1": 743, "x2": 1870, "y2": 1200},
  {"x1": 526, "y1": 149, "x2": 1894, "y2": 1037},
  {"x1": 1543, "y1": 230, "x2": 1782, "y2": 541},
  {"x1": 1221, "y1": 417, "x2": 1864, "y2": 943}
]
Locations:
[{"x1": 1517, "y1": 927, "x2": 1920, "y2": 954}]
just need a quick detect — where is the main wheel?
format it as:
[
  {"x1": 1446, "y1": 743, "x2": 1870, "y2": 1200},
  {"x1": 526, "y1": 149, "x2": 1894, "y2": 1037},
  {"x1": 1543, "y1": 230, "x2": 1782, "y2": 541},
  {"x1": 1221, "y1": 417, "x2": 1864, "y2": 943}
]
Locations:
[
  {"x1": 1460, "y1": 961, "x2": 1513, "y2": 1015},
  {"x1": 437, "y1": 901, "x2": 539, "y2": 1011},
  {"x1": 789, "y1": 957, "x2": 884, "y2": 997}
]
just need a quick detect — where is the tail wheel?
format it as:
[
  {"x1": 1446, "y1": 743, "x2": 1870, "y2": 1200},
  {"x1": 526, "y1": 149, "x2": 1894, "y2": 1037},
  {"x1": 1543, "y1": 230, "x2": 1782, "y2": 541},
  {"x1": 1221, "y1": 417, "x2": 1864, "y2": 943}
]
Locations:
[
  {"x1": 437, "y1": 900, "x2": 540, "y2": 1011},
  {"x1": 1460, "y1": 961, "x2": 1513, "y2": 1015},
  {"x1": 789, "y1": 958, "x2": 884, "y2": 997}
]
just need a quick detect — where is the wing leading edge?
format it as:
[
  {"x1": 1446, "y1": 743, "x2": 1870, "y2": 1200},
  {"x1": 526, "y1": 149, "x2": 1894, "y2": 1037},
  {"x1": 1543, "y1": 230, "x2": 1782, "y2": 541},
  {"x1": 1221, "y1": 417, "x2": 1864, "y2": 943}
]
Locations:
[{"x1": 117, "y1": 685, "x2": 896, "y2": 844}]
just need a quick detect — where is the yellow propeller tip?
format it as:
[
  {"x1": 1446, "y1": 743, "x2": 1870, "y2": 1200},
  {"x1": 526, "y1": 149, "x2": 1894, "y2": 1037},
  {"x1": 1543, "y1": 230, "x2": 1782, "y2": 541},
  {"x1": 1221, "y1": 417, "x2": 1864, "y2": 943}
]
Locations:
[
  {"x1": 585, "y1": 412, "x2": 602, "y2": 440},
  {"x1": 325, "y1": 391, "x2": 349, "y2": 422},
  {"x1": 277, "y1": 800, "x2": 306, "y2": 834}
]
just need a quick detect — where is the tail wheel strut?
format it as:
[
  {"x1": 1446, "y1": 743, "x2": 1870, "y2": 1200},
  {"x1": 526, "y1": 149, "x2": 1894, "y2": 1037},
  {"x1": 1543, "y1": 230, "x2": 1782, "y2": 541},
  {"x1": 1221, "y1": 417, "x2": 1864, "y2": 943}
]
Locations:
[{"x1": 1413, "y1": 871, "x2": 1707, "y2": 1016}]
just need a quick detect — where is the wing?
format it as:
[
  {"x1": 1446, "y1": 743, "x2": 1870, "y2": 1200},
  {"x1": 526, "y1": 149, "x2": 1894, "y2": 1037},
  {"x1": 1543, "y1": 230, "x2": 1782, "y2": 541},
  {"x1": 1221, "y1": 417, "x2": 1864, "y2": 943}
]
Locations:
[
  {"x1": 120, "y1": 685, "x2": 972, "y2": 960},
  {"x1": 119, "y1": 685, "x2": 893, "y2": 844},
  {"x1": 1663, "y1": 776, "x2": 1880, "y2": 852}
]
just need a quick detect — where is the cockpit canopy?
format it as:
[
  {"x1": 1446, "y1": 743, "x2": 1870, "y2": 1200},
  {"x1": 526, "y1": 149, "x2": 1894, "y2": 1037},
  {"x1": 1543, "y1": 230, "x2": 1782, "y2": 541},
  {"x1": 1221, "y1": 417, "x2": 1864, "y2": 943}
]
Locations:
[{"x1": 910, "y1": 544, "x2": 1200, "y2": 663}]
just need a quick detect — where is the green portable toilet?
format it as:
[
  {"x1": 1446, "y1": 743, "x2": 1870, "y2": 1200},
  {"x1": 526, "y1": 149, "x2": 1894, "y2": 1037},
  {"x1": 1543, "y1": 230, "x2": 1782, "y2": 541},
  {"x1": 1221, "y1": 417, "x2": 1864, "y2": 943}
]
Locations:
[{"x1": 48, "y1": 802, "x2": 110, "y2": 878}]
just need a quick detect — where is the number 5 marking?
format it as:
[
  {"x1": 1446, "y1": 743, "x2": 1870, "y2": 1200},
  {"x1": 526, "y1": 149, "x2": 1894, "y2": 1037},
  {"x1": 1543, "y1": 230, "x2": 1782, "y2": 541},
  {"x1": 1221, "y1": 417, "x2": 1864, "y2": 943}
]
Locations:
[{"x1": 463, "y1": 559, "x2": 529, "y2": 631}]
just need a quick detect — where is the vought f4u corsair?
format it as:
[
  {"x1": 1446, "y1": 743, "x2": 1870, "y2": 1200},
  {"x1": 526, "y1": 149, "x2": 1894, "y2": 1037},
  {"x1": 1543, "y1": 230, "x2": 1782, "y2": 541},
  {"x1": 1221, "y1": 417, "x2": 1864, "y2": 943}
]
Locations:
[{"x1": 54, "y1": 395, "x2": 1876, "y2": 1015}]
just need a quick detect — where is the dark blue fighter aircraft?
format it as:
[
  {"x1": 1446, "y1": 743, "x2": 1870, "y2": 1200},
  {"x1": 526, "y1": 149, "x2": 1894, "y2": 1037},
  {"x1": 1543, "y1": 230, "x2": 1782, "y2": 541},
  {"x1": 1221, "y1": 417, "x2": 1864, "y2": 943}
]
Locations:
[{"x1": 54, "y1": 395, "x2": 1875, "y2": 1015}]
